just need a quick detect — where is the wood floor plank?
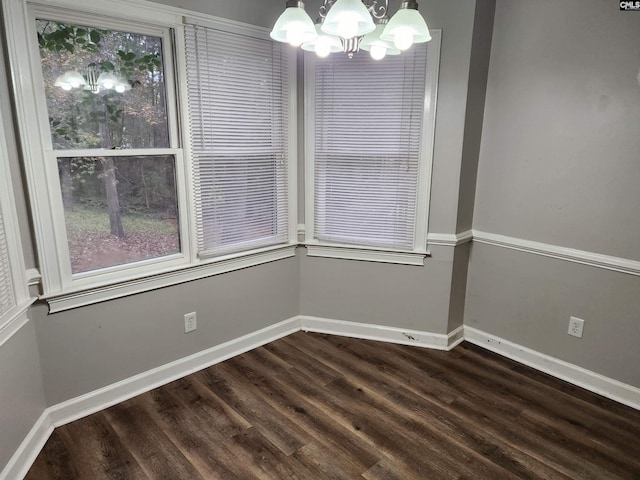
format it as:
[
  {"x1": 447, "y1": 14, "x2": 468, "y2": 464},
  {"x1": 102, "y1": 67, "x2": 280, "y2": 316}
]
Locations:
[
  {"x1": 305, "y1": 333, "x2": 626, "y2": 478},
  {"x1": 26, "y1": 333, "x2": 640, "y2": 479},
  {"x1": 135, "y1": 387, "x2": 257, "y2": 479},
  {"x1": 56, "y1": 412, "x2": 148, "y2": 480},
  {"x1": 227, "y1": 348, "x2": 382, "y2": 475},
  {"x1": 25, "y1": 430, "x2": 80, "y2": 480},
  {"x1": 396, "y1": 339, "x2": 640, "y2": 456},
  {"x1": 102, "y1": 402, "x2": 206, "y2": 480},
  {"x1": 193, "y1": 363, "x2": 313, "y2": 456}
]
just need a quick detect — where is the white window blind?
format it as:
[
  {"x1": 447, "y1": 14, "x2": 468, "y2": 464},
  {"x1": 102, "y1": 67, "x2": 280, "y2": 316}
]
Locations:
[
  {"x1": 0, "y1": 207, "x2": 15, "y2": 318},
  {"x1": 185, "y1": 23, "x2": 291, "y2": 257},
  {"x1": 311, "y1": 45, "x2": 428, "y2": 250}
]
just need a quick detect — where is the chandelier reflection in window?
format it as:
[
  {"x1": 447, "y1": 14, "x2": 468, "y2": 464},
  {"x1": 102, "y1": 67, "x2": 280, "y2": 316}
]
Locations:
[{"x1": 54, "y1": 64, "x2": 131, "y2": 94}]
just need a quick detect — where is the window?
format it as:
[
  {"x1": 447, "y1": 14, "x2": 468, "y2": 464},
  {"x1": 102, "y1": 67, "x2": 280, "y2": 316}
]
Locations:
[
  {"x1": 34, "y1": 17, "x2": 184, "y2": 282},
  {"x1": 304, "y1": 32, "x2": 440, "y2": 265},
  {"x1": 184, "y1": 20, "x2": 294, "y2": 258},
  {"x1": 4, "y1": 1, "x2": 296, "y2": 310}
]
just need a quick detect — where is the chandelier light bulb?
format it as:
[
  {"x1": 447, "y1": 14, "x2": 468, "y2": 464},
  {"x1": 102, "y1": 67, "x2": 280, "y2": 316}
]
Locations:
[
  {"x1": 315, "y1": 38, "x2": 332, "y2": 57},
  {"x1": 115, "y1": 84, "x2": 126, "y2": 93},
  {"x1": 302, "y1": 23, "x2": 343, "y2": 57},
  {"x1": 369, "y1": 44, "x2": 387, "y2": 60},
  {"x1": 286, "y1": 28, "x2": 306, "y2": 46},
  {"x1": 60, "y1": 83, "x2": 73, "y2": 91},
  {"x1": 69, "y1": 79, "x2": 81, "y2": 88},
  {"x1": 97, "y1": 72, "x2": 121, "y2": 91},
  {"x1": 360, "y1": 23, "x2": 400, "y2": 59},
  {"x1": 393, "y1": 30, "x2": 414, "y2": 51}
]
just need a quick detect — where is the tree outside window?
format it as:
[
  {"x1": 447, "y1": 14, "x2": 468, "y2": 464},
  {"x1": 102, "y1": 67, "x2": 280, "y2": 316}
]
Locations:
[{"x1": 37, "y1": 20, "x2": 180, "y2": 274}]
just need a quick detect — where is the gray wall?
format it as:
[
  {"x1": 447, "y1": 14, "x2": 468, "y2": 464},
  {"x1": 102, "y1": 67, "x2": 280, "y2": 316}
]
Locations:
[
  {"x1": 33, "y1": 256, "x2": 299, "y2": 405},
  {"x1": 300, "y1": 246, "x2": 456, "y2": 333},
  {"x1": 150, "y1": 0, "x2": 283, "y2": 29},
  {"x1": 0, "y1": 323, "x2": 46, "y2": 472},
  {"x1": 473, "y1": 0, "x2": 640, "y2": 258},
  {"x1": 466, "y1": 0, "x2": 640, "y2": 387}
]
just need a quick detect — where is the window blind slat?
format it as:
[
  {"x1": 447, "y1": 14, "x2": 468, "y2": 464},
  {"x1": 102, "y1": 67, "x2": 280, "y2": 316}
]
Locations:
[
  {"x1": 185, "y1": 23, "x2": 290, "y2": 256},
  {"x1": 0, "y1": 208, "x2": 15, "y2": 317}
]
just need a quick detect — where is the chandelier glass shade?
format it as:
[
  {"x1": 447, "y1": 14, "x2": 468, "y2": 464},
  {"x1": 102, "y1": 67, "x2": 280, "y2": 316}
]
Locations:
[
  {"x1": 301, "y1": 24, "x2": 343, "y2": 58},
  {"x1": 320, "y1": 0, "x2": 375, "y2": 39},
  {"x1": 271, "y1": 0, "x2": 431, "y2": 60},
  {"x1": 269, "y1": 0, "x2": 318, "y2": 46},
  {"x1": 359, "y1": 24, "x2": 401, "y2": 60}
]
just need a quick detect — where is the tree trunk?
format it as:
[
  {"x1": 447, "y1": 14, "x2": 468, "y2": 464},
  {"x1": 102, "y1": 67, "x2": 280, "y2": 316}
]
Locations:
[
  {"x1": 59, "y1": 158, "x2": 74, "y2": 211},
  {"x1": 99, "y1": 117, "x2": 125, "y2": 239},
  {"x1": 100, "y1": 157, "x2": 125, "y2": 239}
]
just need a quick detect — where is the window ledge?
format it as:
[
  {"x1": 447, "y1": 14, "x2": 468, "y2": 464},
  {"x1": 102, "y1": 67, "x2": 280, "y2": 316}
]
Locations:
[
  {"x1": 305, "y1": 243, "x2": 429, "y2": 266},
  {"x1": 44, "y1": 244, "x2": 297, "y2": 313}
]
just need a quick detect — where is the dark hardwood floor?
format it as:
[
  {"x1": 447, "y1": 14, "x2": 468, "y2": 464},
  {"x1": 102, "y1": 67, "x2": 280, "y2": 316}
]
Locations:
[{"x1": 26, "y1": 332, "x2": 640, "y2": 479}]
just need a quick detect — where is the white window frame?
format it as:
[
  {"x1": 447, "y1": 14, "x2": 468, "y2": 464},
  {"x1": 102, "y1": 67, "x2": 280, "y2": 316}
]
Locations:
[
  {"x1": 0, "y1": 109, "x2": 33, "y2": 347},
  {"x1": 304, "y1": 31, "x2": 441, "y2": 266},
  {"x1": 3, "y1": 0, "x2": 298, "y2": 312}
]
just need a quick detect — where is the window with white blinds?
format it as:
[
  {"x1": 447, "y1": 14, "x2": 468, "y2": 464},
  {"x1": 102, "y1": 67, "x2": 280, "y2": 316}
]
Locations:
[
  {"x1": 185, "y1": 22, "x2": 292, "y2": 257},
  {"x1": 307, "y1": 39, "x2": 438, "y2": 256},
  {"x1": 0, "y1": 207, "x2": 16, "y2": 318}
]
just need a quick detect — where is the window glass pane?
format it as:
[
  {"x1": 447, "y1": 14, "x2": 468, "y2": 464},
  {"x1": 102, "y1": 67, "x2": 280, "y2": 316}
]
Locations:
[
  {"x1": 37, "y1": 20, "x2": 169, "y2": 149},
  {"x1": 58, "y1": 155, "x2": 179, "y2": 274}
]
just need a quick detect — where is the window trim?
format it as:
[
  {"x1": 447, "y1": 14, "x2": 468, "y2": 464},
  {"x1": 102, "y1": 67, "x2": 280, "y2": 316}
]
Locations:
[
  {"x1": 6, "y1": 1, "x2": 190, "y2": 294},
  {"x1": 303, "y1": 30, "x2": 441, "y2": 265},
  {"x1": 0, "y1": 108, "x2": 34, "y2": 347},
  {"x1": 3, "y1": 0, "x2": 299, "y2": 311}
]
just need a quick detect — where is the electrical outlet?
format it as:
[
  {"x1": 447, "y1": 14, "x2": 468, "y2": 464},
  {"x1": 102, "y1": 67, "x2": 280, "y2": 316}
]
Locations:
[
  {"x1": 184, "y1": 312, "x2": 197, "y2": 333},
  {"x1": 568, "y1": 316, "x2": 584, "y2": 338}
]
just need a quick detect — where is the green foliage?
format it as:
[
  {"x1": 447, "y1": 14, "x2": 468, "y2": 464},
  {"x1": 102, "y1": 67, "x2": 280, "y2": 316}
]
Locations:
[
  {"x1": 38, "y1": 19, "x2": 167, "y2": 149},
  {"x1": 38, "y1": 22, "x2": 103, "y2": 53}
]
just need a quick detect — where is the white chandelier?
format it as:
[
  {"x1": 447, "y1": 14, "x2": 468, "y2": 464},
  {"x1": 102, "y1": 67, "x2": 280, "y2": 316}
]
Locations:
[{"x1": 270, "y1": 0, "x2": 431, "y2": 60}]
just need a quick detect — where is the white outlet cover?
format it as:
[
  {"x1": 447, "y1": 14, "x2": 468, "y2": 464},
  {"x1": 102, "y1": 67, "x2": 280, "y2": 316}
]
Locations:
[
  {"x1": 568, "y1": 316, "x2": 584, "y2": 338},
  {"x1": 184, "y1": 312, "x2": 197, "y2": 333}
]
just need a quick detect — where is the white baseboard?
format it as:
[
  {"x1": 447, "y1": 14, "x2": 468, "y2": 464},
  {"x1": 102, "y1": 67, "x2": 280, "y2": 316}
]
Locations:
[
  {"x1": 464, "y1": 326, "x2": 640, "y2": 411},
  {"x1": 48, "y1": 316, "x2": 300, "y2": 427},
  {"x1": 299, "y1": 315, "x2": 463, "y2": 351},
  {"x1": 4, "y1": 318, "x2": 638, "y2": 480},
  {"x1": 0, "y1": 412, "x2": 53, "y2": 480}
]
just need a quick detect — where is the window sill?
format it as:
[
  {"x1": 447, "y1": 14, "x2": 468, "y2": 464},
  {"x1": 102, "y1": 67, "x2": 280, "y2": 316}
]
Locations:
[
  {"x1": 43, "y1": 244, "x2": 297, "y2": 313},
  {"x1": 305, "y1": 243, "x2": 429, "y2": 266}
]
